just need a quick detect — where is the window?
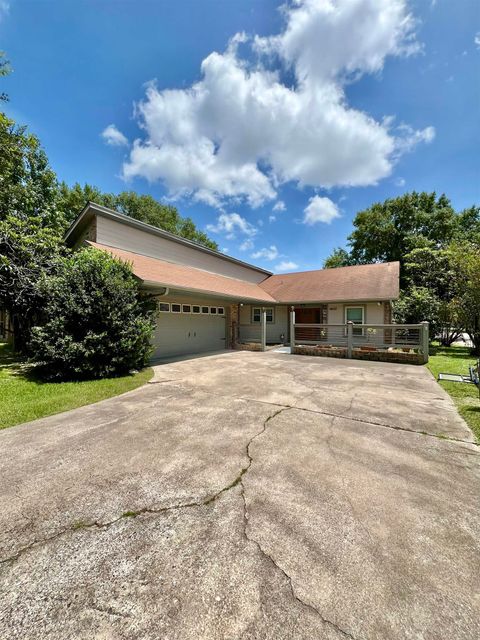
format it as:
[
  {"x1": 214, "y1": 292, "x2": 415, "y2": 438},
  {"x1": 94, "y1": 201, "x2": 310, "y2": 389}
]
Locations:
[
  {"x1": 210, "y1": 307, "x2": 217, "y2": 314},
  {"x1": 345, "y1": 306, "x2": 364, "y2": 335},
  {"x1": 217, "y1": 307, "x2": 225, "y2": 316},
  {"x1": 252, "y1": 307, "x2": 274, "y2": 323},
  {"x1": 201, "y1": 306, "x2": 209, "y2": 314},
  {"x1": 158, "y1": 302, "x2": 170, "y2": 312},
  {"x1": 171, "y1": 304, "x2": 181, "y2": 313},
  {"x1": 192, "y1": 305, "x2": 200, "y2": 314},
  {"x1": 182, "y1": 304, "x2": 191, "y2": 313}
]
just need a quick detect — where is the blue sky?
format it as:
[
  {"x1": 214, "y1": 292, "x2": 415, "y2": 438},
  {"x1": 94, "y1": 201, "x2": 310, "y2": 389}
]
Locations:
[{"x1": 1, "y1": 0, "x2": 479, "y2": 272}]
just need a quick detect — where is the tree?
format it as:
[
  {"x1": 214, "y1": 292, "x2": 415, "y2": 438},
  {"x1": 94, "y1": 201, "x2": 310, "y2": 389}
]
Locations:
[
  {"x1": 393, "y1": 287, "x2": 441, "y2": 338},
  {"x1": 449, "y1": 243, "x2": 480, "y2": 355},
  {"x1": 456, "y1": 205, "x2": 480, "y2": 247},
  {"x1": 323, "y1": 247, "x2": 351, "y2": 269},
  {"x1": 0, "y1": 113, "x2": 63, "y2": 231},
  {"x1": 29, "y1": 248, "x2": 156, "y2": 380},
  {"x1": 56, "y1": 182, "x2": 106, "y2": 226},
  {"x1": 0, "y1": 215, "x2": 63, "y2": 352},
  {"x1": 396, "y1": 246, "x2": 468, "y2": 346},
  {"x1": 348, "y1": 192, "x2": 457, "y2": 269}
]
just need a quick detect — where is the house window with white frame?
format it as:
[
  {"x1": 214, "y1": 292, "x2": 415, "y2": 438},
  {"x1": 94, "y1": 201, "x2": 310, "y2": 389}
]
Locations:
[
  {"x1": 252, "y1": 307, "x2": 274, "y2": 323},
  {"x1": 345, "y1": 306, "x2": 364, "y2": 335}
]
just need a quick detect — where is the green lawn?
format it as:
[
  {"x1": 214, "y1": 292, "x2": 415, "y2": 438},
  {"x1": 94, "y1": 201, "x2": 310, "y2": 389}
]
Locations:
[
  {"x1": 427, "y1": 344, "x2": 480, "y2": 442},
  {"x1": 0, "y1": 343, "x2": 153, "y2": 430}
]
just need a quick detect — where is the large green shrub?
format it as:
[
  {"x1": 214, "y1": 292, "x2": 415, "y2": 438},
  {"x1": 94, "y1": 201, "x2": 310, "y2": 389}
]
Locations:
[{"x1": 29, "y1": 248, "x2": 156, "y2": 380}]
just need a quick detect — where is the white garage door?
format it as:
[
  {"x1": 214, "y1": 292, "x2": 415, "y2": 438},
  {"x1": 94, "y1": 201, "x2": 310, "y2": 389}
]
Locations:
[{"x1": 152, "y1": 302, "x2": 227, "y2": 359}]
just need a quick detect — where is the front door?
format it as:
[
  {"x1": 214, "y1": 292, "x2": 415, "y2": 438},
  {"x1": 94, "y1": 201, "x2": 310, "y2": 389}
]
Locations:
[
  {"x1": 295, "y1": 307, "x2": 321, "y2": 324},
  {"x1": 294, "y1": 306, "x2": 327, "y2": 342}
]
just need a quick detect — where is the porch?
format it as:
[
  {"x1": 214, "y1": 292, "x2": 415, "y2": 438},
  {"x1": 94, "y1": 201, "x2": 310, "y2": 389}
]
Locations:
[{"x1": 234, "y1": 304, "x2": 429, "y2": 365}]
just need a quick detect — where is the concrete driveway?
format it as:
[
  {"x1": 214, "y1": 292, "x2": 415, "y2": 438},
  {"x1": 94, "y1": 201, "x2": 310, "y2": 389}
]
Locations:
[{"x1": 1, "y1": 351, "x2": 479, "y2": 640}]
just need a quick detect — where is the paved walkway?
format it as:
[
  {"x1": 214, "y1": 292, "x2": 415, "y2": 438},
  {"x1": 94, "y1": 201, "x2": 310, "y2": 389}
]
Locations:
[{"x1": 1, "y1": 351, "x2": 479, "y2": 639}]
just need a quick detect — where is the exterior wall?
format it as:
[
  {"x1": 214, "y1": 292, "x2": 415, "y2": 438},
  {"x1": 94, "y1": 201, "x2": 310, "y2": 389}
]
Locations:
[
  {"x1": 238, "y1": 304, "x2": 289, "y2": 344},
  {"x1": 96, "y1": 216, "x2": 267, "y2": 284},
  {"x1": 326, "y1": 301, "x2": 386, "y2": 325}
]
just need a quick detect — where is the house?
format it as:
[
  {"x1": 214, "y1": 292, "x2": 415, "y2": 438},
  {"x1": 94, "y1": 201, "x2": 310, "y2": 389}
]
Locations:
[{"x1": 66, "y1": 202, "x2": 400, "y2": 360}]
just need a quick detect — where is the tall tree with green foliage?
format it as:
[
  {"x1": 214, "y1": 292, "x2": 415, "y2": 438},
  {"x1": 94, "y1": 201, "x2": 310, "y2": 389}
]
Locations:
[
  {"x1": 0, "y1": 113, "x2": 65, "y2": 351},
  {"x1": 347, "y1": 192, "x2": 457, "y2": 267},
  {"x1": 0, "y1": 113, "x2": 63, "y2": 230},
  {"x1": 456, "y1": 205, "x2": 480, "y2": 247},
  {"x1": 449, "y1": 243, "x2": 480, "y2": 355},
  {"x1": 395, "y1": 246, "x2": 461, "y2": 344},
  {"x1": 0, "y1": 215, "x2": 63, "y2": 351}
]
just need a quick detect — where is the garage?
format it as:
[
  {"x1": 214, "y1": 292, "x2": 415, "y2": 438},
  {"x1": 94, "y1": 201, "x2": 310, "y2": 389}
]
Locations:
[{"x1": 151, "y1": 298, "x2": 227, "y2": 359}]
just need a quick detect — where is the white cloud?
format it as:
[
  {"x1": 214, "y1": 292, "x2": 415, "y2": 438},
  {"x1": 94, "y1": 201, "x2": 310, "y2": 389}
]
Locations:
[
  {"x1": 395, "y1": 176, "x2": 406, "y2": 187},
  {"x1": 275, "y1": 260, "x2": 299, "y2": 272},
  {"x1": 121, "y1": 0, "x2": 431, "y2": 207},
  {"x1": 206, "y1": 212, "x2": 257, "y2": 239},
  {"x1": 252, "y1": 245, "x2": 279, "y2": 260},
  {"x1": 269, "y1": 215, "x2": 276, "y2": 223},
  {"x1": 239, "y1": 238, "x2": 254, "y2": 251},
  {"x1": 303, "y1": 196, "x2": 341, "y2": 225},
  {"x1": 394, "y1": 124, "x2": 435, "y2": 155},
  {"x1": 273, "y1": 200, "x2": 286, "y2": 212},
  {"x1": 475, "y1": 32, "x2": 480, "y2": 49},
  {"x1": 101, "y1": 124, "x2": 129, "y2": 147}
]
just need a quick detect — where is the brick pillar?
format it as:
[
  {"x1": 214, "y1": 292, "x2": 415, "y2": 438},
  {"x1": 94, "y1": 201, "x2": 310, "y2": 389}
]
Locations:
[{"x1": 228, "y1": 303, "x2": 239, "y2": 349}]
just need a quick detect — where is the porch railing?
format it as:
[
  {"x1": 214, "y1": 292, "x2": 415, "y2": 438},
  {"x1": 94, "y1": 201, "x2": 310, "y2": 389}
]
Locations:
[
  {"x1": 290, "y1": 320, "x2": 429, "y2": 363},
  {"x1": 238, "y1": 323, "x2": 262, "y2": 343}
]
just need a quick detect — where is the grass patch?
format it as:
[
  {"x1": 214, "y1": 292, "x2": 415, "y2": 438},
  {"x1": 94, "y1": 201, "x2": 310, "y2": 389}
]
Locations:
[
  {"x1": 427, "y1": 344, "x2": 480, "y2": 442},
  {"x1": 0, "y1": 342, "x2": 153, "y2": 430}
]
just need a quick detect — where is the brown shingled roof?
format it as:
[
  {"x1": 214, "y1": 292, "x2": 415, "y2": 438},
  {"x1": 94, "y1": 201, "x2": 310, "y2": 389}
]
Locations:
[
  {"x1": 87, "y1": 242, "x2": 276, "y2": 303},
  {"x1": 259, "y1": 262, "x2": 400, "y2": 303}
]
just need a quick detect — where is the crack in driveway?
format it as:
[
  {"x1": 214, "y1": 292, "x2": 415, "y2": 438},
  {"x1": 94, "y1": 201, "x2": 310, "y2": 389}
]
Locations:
[
  {"x1": 1, "y1": 402, "x2": 360, "y2": 639},
  {"x1": 0, "y1": 405, "x2": 285, "y2": 567},
  {"x1": 239, "y1": 407, "x2": 360, "y2": 640}
]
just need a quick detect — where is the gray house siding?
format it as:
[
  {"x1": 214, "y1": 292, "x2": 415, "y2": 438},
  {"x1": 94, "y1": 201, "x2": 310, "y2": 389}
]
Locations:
[{"x1": 95, "y1": 216, "x2": 267, "y2": 284}]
